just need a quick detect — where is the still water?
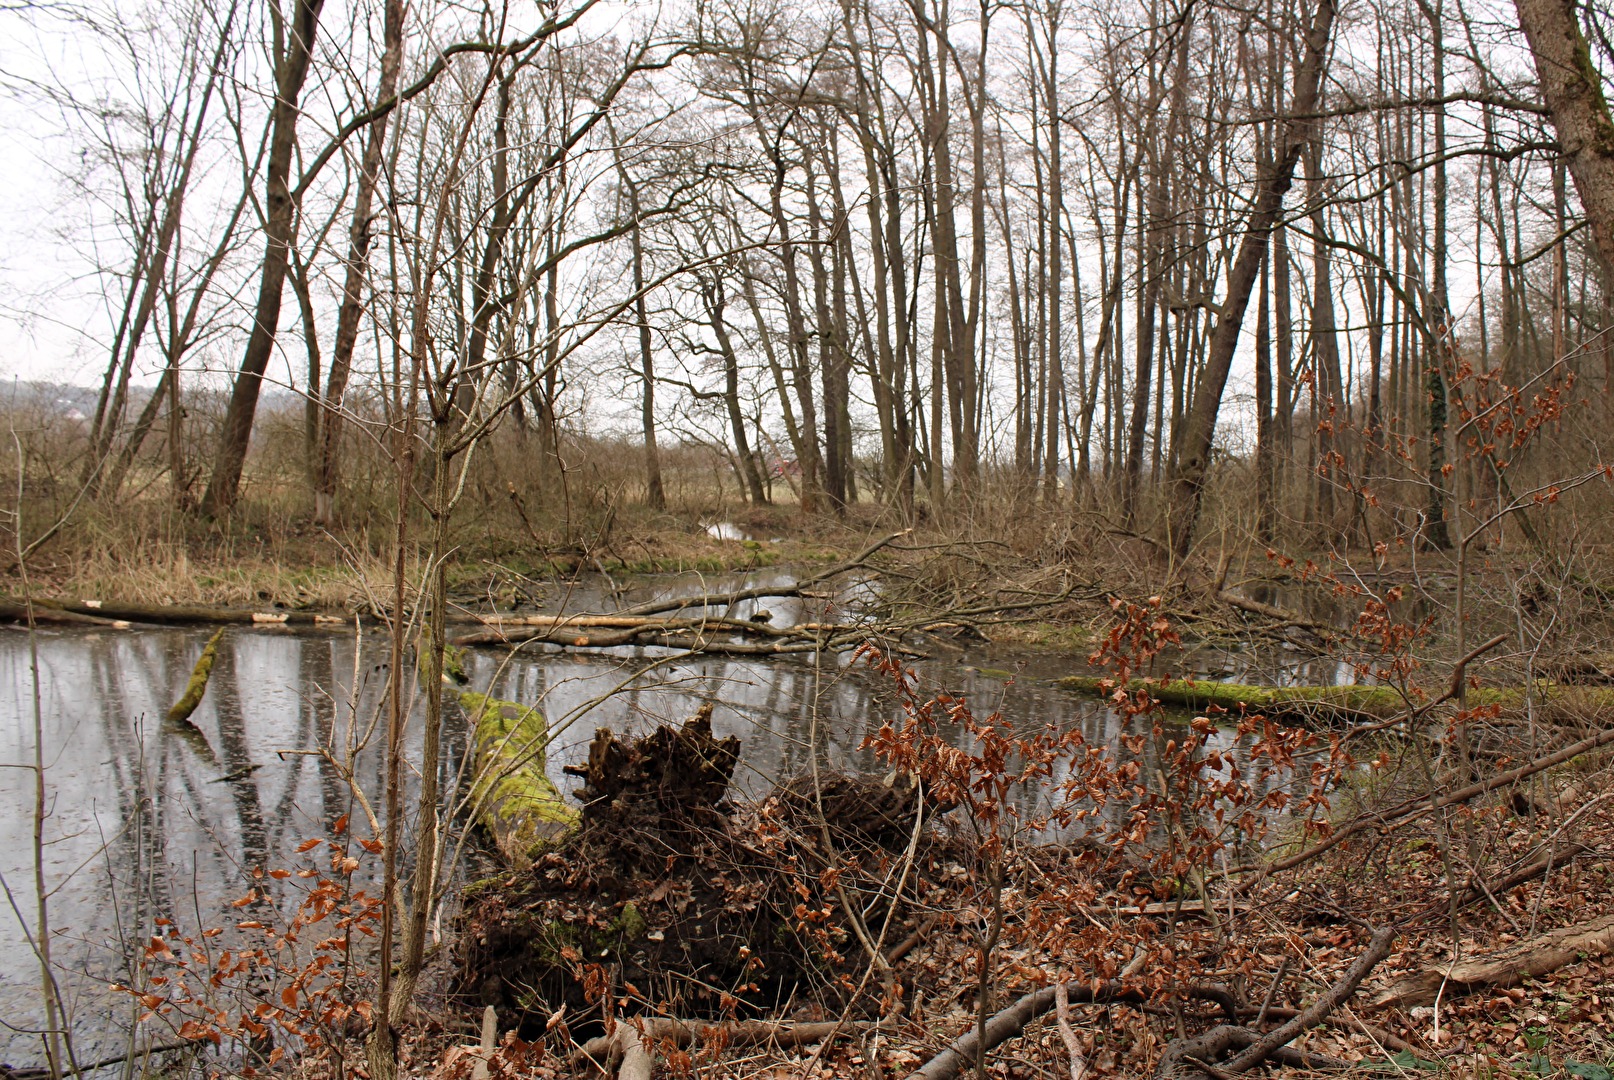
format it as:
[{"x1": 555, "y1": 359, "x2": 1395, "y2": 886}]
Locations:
[{"x1": 0, "y1": 570, "x2": 1342, "y2": 1069}]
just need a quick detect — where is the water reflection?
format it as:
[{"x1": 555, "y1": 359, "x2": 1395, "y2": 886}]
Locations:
[{"x1": 0, "y1": 591, "x2": 1329, "y2": 1068}]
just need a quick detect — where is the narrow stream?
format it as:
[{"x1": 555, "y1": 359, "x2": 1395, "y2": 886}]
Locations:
[{"x1": 0, "y1": 566, "x2": 1351, "y2": 1069}]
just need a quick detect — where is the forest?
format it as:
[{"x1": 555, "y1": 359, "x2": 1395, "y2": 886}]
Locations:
[{"x1": 2, "y1": 0, "x2": 1614, "y2": 1075}]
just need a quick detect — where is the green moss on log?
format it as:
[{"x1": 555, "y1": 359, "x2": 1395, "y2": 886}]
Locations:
[
  {"x1": 419, "y1": 641, "x2": 471, "y2": 690},
  {"x1": 167, "y1": 629, "x2": 225, "y2": 724},
  {"x1": 1057, "y1": 676, "x2": 1614, "y2": 719},
  {"x1": 461, "y1": 692, "x2": 578, "y2": 864}
]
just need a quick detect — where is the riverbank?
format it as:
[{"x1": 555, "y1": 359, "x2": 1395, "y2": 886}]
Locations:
[
  {"x1": 5, "y1": 501, "x2": 851, "y2": 611},
  {"x1": 112, "y1": 696, "x2": 1614, "y2": 1080}
]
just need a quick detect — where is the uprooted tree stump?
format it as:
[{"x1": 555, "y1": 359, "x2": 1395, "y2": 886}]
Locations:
[
  {"x1": 454, "y1": 706, "x2": 950, "y2": 1035},
  {"x1": 569, "y1": 703, "x2": 740, "y2": 831}
]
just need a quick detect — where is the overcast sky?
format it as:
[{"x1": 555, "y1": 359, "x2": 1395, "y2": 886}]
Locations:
[{"x1": 1, "y1": 6, "x2": 119, "y2": 387}]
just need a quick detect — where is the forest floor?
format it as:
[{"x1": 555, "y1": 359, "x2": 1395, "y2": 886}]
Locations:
[{"x1": 389, "y1": 734, "x2": 1614, "y2": 1080}]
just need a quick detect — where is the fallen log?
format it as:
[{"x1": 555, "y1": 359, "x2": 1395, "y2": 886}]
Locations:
[
  {"x1": 1152, "y1": 1026, "x2": 1349, "y2": 1078},
  {"x1": 462, "y1": 692, "x2": 577, "y2": 864},
  {"x1": 1217, "y1": 590, "x2": 1338, "y2": 639},
  {"x1": 1058, "y1": 676, "x2": 1405, "y2": 722},
  {"x1": 1154, "y1": 927, "x2": 1395, "y2": 1080},
  {"x1": 450, "y1": 617, "x2": 860, "y2": 651},
  {"x1": 609, "y1": 530, "x2": 909, "y2": 618},
  {"x1": 1372, "y1": 913, "x2": 1614, "y2": 1008},
  {"x1": 904, "y1": 982, "x2": 1137, "y2": 1080},
  {"x1": 0, "y1": 600, "x2": 138, "y2": 628},
  {"x1": 24, "y1": 599, "x2": 355, "y2": 626},
  {"x1": 1246, "y1": 1007, "x2": 1420, "y2": 1055},
  {"x1": 1453, "y1": 842, "x2": 1590, "y2": 911},
  {"x1": 904, "y1": 978, "x2": 1256, "y2": 1080},
  {"x1": 1057, "y1": 675, "x2": 1610, "y2": 723}
]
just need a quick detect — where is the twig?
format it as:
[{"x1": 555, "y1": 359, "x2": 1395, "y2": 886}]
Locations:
[
  {"x1": 1222, "y1": 927, "x2": 1395, "y2": 1072},
  {"x1": 1054, "y1": 980, "x2": 1088, "y2": 1080},
  {"x1": 1152, "y1": 928, "x2": 1394, "y2": 1078},
  {"x1": 1250, "y1": 714, "x2": 1613, "y2": 880}
]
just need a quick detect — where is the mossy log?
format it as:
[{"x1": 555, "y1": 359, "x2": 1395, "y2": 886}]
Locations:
[
  {"x1": 167, "y1": 629, "x2": 225, "y2": 724},
  {"x1": 1057, "y1": 675, "x2": 1614, "y2": 721},
  {"x1": 461, "y1": 692, "x2": 578, "y2": 864},
  {"x1": 418, "y1": 641, "x2": 470, "y2": 689}
]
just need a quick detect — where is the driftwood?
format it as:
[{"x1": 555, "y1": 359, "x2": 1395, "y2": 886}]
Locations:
[
  {"x1": 166, "y1": 629, "x2": 224, "y2": 724},
  {"x1": 1154, "y1": 927, "x2": 1395, "y2": 1080},
  {"x1": 1373, "y1": 913, "x2": 1614, "y2": 1008}
]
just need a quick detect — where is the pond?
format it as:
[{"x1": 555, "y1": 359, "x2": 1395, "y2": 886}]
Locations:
[{"x1": 0, "y1": 567, "x2": 1349, "y2": 1070}]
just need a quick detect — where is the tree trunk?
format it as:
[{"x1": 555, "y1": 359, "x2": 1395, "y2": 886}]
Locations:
[
  {"x1": 1515, "y1": 0, "x2": 1614, "y2": 275},
  {"x1": 201, "y1": 0, "x2": 327, "y2": 516},
  {"x1": 1167, "y1": 0, "x2": 1336, "y2": 560},
  {"x1": 314, "y1": 0, "x2": 404, "y2": 525}
]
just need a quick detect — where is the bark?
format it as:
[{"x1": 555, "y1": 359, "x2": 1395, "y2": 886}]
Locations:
[
  {"x1": 1516, "y1": 0, "x2": 1614, "y2": 275},
  {"x1": 1423, "y1": 0, "x2": 1454, "y2": 549},
  {"x1": 1041, "y1": 4, "x2": 1066, "y2": 505},
  {"x1": 622, "y1": 168, "x2": 665, "y2": 510},
  {"x1": 314, "y1": 0, "x2": 405, "y2": 524},
  {"x1": 1306, "y1": 145, "x2": 1344, "y2": 536},
  {"x1": 1374, "y1": 914, "x2": 1614, "y2": 1008},
  {"x1": 1255, "y1": 249, "x2": 1275, "y2": 541},
  {"x1": 1125, "y1": 14, "x2": 1192, "y2": 522},
  {"x1": 1167, "y1": 0, "x2": 1336, "y2": 560},
  {"x1": 200, "y1": 0, "x2": 326, "y2": 516},
  {"x1": 705, "y1": 277, "x2": 768, "y2": 504},
  {"x1": 85, "y1": 5, "x2": 237, "y2": 496}
]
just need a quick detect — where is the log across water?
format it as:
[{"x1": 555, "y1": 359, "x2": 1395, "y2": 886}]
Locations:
[
  {"x1": 461, "y1": 692, "x2": 577, "y2": 864},
  {"x1": 1057, "y1": 675, "x2": 1614, "y2": 721}
]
